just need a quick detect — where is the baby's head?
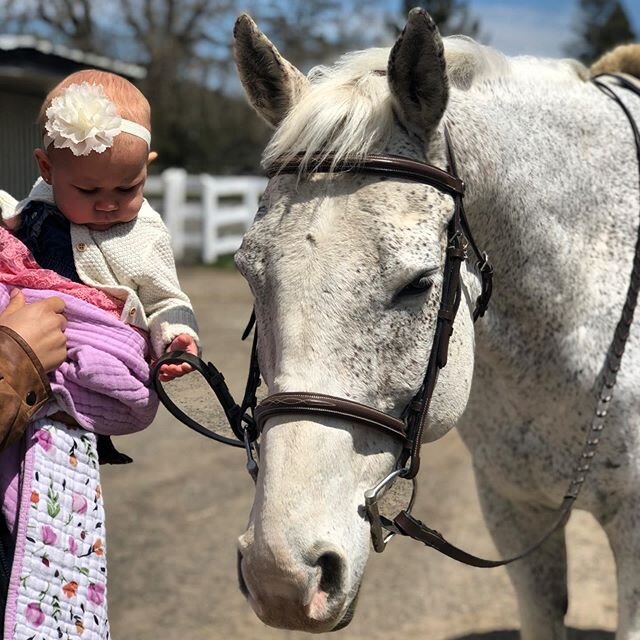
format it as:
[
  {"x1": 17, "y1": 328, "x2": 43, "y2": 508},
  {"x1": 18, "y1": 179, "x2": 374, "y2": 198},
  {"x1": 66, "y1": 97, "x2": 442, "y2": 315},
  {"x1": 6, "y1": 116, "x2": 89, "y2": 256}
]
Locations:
[{"x1": 34, "y1": 69, "x2": 154, "y2": 231}]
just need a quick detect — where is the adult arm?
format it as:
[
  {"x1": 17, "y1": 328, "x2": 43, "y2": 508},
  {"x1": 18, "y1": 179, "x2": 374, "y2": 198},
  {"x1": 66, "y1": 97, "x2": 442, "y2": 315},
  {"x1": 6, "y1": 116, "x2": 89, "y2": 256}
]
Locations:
[{"x1": 0, "y1": 292, "x2": 67, "y2": 450}]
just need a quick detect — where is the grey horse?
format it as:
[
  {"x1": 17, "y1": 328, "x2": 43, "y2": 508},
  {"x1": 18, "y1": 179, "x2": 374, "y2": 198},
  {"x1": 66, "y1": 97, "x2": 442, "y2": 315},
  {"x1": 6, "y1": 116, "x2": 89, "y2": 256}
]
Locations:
[{"x1": 232, "y1": 9, "x2": 640, "y2": 639}]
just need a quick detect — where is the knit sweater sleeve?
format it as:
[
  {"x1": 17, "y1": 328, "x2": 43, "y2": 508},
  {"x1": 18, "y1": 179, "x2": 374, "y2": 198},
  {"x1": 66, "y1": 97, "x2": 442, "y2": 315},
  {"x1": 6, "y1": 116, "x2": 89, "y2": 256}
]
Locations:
[
  {"x1": 0, "y1": 189, "x2": 19, "y2": 229},
  {"x1": 2, "y1": 179, "x2": 53, "y2": 230},
  {"x1": 137, "y1": 225, "x2": 200, "y2": 358}
]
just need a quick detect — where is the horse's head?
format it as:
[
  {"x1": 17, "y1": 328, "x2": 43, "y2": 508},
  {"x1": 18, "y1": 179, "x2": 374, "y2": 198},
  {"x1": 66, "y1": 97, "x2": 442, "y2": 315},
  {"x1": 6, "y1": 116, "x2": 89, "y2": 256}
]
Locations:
[{"x1": 233, "y1": 9, "x2": 478, "y2": 631}]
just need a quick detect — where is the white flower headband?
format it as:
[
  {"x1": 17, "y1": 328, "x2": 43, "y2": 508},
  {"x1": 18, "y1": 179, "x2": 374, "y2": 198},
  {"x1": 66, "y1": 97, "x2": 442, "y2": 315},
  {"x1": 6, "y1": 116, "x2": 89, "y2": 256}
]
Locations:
[{"x1": 43, "y1": 81, "x2": 151, "y2": 157}]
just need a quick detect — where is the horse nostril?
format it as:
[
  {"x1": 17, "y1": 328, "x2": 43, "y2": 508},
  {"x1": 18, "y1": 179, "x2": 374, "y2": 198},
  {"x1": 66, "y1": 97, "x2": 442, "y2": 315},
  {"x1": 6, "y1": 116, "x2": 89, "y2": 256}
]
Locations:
[{"x1": 316, "y1": 550, "x2": 345, "y2": 597}]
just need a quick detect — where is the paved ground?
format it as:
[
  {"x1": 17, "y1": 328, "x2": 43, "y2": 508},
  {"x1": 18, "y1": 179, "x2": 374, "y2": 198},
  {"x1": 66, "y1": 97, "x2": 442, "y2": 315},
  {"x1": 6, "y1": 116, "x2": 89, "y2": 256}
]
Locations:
[{"x1": 101, "y1": 266, "x2": 617, "y2": 640}]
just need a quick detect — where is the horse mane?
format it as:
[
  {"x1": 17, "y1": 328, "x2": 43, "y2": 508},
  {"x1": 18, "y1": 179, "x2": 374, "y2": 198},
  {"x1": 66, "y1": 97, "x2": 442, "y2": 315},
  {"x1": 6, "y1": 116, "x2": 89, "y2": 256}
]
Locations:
[
  {"x1": 262, "y1": 38, "x2": 586, "y2": 170},
  {"x1": 590, "y1": 44, "x2": 640, "y2": 79}
]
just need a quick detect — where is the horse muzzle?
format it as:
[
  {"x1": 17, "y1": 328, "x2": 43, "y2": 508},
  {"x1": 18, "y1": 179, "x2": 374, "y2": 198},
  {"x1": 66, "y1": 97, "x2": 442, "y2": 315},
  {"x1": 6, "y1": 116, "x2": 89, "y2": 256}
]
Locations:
[{"x1": 236, "y1": 537, "x2": 357, "y2": 632}]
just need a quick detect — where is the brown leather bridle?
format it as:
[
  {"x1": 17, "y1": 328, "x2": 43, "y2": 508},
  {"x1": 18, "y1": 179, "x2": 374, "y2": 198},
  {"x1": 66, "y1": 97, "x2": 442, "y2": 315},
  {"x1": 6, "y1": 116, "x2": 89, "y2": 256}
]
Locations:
[
  {"x1": 255, "y1": 128, "x2": 493, "y2": 484},
  {"x1": 153, "y1": 74, "x2": 640, "y2": 567}
]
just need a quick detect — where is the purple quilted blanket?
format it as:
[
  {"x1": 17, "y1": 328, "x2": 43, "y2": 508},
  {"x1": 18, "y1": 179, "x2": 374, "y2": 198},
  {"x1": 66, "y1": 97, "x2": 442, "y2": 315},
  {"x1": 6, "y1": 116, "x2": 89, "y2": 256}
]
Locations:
[{"x1": 0, "y1": 284, "x2": 158, "y2": 433}]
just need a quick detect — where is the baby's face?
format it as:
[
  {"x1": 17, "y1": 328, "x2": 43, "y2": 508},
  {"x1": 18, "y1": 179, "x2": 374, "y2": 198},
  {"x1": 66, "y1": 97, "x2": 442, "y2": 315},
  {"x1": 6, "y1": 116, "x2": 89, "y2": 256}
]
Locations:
[{"x1": 35, "y1": 138, "x2": 150, "y2": 231}]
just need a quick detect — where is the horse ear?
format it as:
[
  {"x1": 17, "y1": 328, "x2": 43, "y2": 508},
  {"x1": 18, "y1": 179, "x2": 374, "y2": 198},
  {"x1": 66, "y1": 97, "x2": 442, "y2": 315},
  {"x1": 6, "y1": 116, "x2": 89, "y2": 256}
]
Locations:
[
  {"x1": 387, "y1": 8, "x2": 449, "y2": 141},
  {"x1": 233, "y1": 14, "x2": 309, "y2": 129}
]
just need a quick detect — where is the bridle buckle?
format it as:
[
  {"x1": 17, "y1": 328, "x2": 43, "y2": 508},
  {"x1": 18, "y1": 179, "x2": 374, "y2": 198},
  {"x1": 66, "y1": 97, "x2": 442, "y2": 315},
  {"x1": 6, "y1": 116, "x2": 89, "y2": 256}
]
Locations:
[
  {"x1": 364, "y1": 468, "x2": 416, "y2": 553},
  {"x1": 243, "y1": 426, "x2": 259, "y2": 482},
  {"x1": 476, "y1": 251, "x2": 493, "y2": 274}
]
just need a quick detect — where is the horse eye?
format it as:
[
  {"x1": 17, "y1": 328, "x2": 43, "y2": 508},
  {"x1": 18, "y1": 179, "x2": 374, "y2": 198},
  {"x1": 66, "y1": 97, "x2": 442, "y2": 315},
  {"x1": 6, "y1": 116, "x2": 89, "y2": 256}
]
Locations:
[{"x1": 396, "y1": 272, "x2": 435, "y2": 298}]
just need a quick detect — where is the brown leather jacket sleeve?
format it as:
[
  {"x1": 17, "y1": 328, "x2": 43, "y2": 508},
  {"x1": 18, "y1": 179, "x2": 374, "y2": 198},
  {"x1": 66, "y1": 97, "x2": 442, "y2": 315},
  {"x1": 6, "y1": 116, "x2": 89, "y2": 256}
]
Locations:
[{"x1": 0, "y1": 326, "x2": 51, "y2": 451}]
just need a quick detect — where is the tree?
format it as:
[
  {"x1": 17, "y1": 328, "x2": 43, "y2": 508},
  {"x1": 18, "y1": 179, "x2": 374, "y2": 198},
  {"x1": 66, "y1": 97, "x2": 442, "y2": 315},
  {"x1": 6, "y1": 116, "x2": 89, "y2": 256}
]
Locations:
[
  {"x1": 116, "y1": 0, "x2": 239, "y2": 169},
  {"x1": 0, "y1": 0, "x2": 386, "y2": 172},
  {"x1": 390, "y1": 0, "x2": 483, "y2": 39},
  {"x1": 3, "y1": 0, "x2": 117, "y2": 54},
  {"x1": 245, "y1": 0, "x2": 378, "y2": 72},
  {"x1": 567, "y1": 0, "x2": 637, "y2": 64},
  {"x1": 1, "y1": 0, "x2": 264, "y2": 171}
]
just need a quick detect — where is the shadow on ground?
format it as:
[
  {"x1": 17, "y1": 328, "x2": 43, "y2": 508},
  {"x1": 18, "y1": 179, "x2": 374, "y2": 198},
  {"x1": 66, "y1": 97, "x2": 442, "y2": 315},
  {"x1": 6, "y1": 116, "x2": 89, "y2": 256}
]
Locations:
[{"x1": 452, "y1": 630, "x2": 614, "y2": 640}]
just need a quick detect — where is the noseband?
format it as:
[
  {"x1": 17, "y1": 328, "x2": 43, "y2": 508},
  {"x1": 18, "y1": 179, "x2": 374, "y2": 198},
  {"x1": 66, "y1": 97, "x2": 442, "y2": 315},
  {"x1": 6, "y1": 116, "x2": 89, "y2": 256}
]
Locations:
[{"x1": 153, "y1": 74, "x2": 640, "y2": 567}]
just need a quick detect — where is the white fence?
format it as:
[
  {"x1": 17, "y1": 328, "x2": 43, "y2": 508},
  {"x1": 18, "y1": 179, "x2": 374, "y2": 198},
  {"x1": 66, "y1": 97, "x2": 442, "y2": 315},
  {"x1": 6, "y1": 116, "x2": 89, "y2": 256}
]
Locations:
[{"x1": 145, "y1": 168, "x2": 266, "y2": 263}]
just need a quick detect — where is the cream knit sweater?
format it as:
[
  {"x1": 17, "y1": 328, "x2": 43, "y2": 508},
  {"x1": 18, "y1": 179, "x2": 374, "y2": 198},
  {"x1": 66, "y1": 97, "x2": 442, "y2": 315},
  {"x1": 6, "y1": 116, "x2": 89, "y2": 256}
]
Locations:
[{"x1": 0, "y1": 179, "x2": 199, "y2": 358}]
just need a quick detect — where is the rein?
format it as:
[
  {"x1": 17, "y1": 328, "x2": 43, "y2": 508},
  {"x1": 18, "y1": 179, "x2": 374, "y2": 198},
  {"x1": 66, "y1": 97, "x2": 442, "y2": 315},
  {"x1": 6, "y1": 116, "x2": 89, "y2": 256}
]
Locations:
[{"x1": 152, "y1": 73, "x2": 640, "y2": 567}]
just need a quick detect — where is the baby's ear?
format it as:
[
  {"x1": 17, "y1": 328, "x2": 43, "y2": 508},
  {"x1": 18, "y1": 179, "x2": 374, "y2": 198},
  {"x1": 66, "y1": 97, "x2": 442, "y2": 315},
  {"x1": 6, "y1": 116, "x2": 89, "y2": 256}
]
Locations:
[
  {"x1": 147, "y1": 151, "x2": 158, "y2": 165},
  {"x1": 34, "y1": 149, "x2": 52, "y2": 183}
]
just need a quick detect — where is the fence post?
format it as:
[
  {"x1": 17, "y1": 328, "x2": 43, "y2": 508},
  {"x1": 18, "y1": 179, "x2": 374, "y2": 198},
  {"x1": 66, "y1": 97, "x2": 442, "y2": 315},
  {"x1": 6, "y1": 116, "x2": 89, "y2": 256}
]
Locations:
[
  {"x1": 200, "y1": 175, "x2": 219, "y2": 264},
  {"x1": 162, "y1": 168, "x2": 187, "y2": 260},
  {"x1": 245, "y1": 181, "x2": 261, "y2": 224}
]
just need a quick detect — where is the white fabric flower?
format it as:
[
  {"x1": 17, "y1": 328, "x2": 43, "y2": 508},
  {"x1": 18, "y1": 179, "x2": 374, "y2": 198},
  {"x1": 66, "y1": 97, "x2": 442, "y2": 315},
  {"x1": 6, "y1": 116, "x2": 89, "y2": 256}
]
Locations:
[{"x1": 45, "y1": 82, "x2": 123, "y2": 156}]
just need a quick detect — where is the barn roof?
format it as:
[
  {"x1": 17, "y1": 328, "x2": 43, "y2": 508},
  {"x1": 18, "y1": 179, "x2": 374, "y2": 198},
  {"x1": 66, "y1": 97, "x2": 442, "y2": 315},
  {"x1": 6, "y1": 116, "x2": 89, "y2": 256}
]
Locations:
[{"x1": 0, "y1": 35, "x2": 146, "y2": 92}]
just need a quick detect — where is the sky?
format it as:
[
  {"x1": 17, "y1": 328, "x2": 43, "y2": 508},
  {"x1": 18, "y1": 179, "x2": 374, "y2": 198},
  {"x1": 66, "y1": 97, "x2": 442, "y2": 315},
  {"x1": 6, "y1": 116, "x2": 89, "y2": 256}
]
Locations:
[{"x1": 464, "y1": 0, "x2": 640, "y2": 57}]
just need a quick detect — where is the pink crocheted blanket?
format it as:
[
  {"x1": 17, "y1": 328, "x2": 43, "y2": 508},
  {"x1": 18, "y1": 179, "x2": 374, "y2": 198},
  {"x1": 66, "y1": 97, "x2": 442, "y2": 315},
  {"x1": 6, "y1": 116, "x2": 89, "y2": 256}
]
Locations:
[{"x1": 0, "y1": 226, "x2": 122, "y2": 316}]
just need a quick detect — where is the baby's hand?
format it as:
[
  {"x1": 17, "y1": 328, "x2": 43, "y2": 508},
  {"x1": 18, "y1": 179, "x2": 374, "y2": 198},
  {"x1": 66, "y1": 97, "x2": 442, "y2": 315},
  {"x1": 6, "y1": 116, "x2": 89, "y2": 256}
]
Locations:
[{"x1": 158, "y1": 334, "x2": 198, "y2": 382}]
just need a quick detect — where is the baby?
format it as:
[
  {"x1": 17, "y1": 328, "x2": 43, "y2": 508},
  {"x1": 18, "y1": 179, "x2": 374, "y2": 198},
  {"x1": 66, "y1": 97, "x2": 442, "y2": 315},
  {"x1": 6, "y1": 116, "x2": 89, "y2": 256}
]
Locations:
[
  {"x1": 0, "y1": 69, "x2": 199, "y2": 464},
  {"x1": 1, "y1": 69, "x2": 198, "y2": 382}
]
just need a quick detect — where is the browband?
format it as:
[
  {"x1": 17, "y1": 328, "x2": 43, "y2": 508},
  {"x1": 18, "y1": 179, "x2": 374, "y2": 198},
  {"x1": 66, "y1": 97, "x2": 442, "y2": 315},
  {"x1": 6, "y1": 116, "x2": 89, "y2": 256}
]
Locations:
[{"x1": 266, "y1": 153, "x2": 465, "y2": 196}]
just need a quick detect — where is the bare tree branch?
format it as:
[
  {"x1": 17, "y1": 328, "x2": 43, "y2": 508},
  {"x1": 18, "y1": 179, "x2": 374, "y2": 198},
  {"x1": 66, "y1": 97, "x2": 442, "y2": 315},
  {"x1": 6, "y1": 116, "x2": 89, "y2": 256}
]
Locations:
[
  {"x1": 121, "y1": 0, "x2": 153, "y2": 52},
  {"x1": 143, "y1": 0, "x2": 157, "y2": 34},
  {"x1": 1, "y1": 0, "x2": 389, "y2": 172}
]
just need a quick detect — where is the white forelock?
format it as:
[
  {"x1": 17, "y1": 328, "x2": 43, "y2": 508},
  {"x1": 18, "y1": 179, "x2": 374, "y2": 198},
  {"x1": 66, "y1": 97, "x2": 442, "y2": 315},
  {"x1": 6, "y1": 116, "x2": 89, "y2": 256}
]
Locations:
[
  {"x1": 262, "y1": 47, "x2": 395, "y2": 170},
  {"x1": 262, "y1": 37, "x2": 587, "y2": 170}
]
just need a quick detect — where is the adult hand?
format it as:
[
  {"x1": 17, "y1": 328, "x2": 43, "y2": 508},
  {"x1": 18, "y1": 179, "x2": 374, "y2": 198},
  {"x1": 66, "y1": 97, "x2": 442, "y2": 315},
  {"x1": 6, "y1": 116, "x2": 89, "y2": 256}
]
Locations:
[{"x1": 0, "y1": 290, "x2": 67, "y2": 372}]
